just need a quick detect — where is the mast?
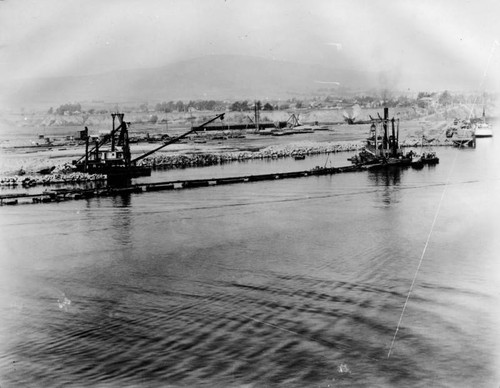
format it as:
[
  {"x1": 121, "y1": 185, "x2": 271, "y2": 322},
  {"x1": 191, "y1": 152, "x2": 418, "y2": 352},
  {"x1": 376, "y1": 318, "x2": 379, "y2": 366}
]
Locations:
[
  {"x1": 396, "y1": 119, "x2": 400, "y2": 151},
  {"x1": 74, "y1": 114, "x2": 126, "y2": 164},
  {"x1": 95, "y1": 139, "x2": 100, "y2": 163},
  {"x1": 111, "y1": 114, "x2": 116, "y2": 152},
  {"x1": 113, "y1": 113, "x2": 130, "y2": 166},
  {"x1": 84, "y1": 135, "x2": 89, "y2": 172},
  {"x1": 383, "y1": 107, "x2": 389, "y2": 154},
  {"x1": 391, "y1": 117, "x2": 396, "y2": 157}
]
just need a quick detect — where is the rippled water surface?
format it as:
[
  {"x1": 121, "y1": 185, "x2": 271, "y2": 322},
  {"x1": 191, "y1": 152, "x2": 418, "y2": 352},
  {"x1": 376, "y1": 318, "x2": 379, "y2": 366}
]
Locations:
[{"x1": 1, "y1": 141, "x2": 500, "y2": 387}]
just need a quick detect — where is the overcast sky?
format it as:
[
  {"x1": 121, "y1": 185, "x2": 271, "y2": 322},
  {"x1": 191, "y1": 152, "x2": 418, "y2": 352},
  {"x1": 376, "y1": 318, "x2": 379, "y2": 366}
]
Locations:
[{"x1": 1, "y1": 0, "x2": 499, "y2": 92}]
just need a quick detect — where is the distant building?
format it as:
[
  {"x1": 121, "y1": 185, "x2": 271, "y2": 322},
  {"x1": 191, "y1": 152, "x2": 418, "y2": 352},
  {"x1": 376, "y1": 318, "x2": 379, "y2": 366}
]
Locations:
[
  {"x1": 78, "y1": 127, "x2": 89, "y2": 140},
  {"x1": 418, "y1": 96, "x2": 438, "y2": 108}
]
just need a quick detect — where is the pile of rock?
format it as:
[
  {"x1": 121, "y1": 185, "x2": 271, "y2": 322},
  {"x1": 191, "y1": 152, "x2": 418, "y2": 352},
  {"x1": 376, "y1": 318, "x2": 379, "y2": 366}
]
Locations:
[
  {"x1": 0, "y1": 172, "x2": 106, "y2": 187},
  {"x1": 259, "y1": 142, "x2": 363, "y2": 158},
  {"x1": 139, "y1": 141, "x2": 364, "y2": 169},
  {"x1": 141, "y1": 153, "x2": 227, "y2": 168},
  {"x1": 399, "y1": 138, "x2": 453, "y2": 147}
]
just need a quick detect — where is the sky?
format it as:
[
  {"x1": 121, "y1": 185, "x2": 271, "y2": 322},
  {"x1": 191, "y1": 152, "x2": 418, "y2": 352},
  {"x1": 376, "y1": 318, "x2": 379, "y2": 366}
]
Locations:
[{"x1": 1, "y1": 0, "x2": 500, "y2": 92}]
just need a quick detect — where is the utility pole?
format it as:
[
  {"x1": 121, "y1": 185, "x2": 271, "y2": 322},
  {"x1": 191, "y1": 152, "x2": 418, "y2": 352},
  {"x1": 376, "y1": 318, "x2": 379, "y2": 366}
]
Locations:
[{"x1": 254, "y1": 100, "x2": 260, "y2": 132}]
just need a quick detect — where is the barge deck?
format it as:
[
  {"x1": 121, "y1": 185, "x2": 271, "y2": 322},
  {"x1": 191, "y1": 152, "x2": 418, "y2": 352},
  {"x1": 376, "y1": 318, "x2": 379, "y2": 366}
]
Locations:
[{"x1": 0, "y1": 164, "x2": 363, "y2": 206}]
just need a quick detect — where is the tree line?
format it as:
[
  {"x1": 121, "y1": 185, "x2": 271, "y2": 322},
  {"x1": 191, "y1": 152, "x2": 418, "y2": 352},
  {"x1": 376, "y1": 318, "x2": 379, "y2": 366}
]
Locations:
[{"x1": 48, "y1": 91, "x2": 494, "y2": 115}]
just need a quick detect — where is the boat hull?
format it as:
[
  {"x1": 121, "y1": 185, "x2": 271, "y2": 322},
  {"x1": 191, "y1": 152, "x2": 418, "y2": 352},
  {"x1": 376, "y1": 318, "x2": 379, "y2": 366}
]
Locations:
[
  {"x1": 411, "y1": 159, "x2": 424, "y2": 169},
  {"x1": 75, "y1": 164, "x2": 152, "y2": 178},
  {"x1": 474, "y1": 131, "x2": 493, "y2": 138},
  {"x1": 474, "y1": 123, "x2": 493, "y2": 138},
  {"x1": 452, "y1": 138, "x2": 475, "y2": 147},
  {"x1": 422, "y1": 157, "x2": 439, "y2": 165}
]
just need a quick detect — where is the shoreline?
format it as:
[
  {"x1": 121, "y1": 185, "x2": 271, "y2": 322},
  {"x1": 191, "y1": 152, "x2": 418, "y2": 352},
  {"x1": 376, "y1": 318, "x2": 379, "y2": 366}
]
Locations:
[
  {"x1": 0, "y1": 139, "x2": 455, "y2": 188},
  {"x1": 0, "y1": 118, "x2": 455, "y2": 187}
]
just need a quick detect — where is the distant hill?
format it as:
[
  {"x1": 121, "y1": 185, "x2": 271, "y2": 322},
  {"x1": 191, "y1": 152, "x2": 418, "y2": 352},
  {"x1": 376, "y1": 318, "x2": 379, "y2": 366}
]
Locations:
[{"x1": 1, "y1": 55, "x2": 375, "y2": 107}]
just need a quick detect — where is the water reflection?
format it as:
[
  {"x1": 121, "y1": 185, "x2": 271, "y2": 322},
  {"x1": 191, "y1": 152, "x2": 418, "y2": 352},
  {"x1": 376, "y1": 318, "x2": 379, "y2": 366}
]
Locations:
[
  {"x1": 81, "y1": 193, "x2": 133, "y2": 247},
  {"x1": 368, "y1": 167, "x2": 403, "y2": 205},
  {"x1": 1, "y1": 145, "x2": 499, "y2": 387},
  {"x1": 110, "y1": 194, "x2": 133, "y2": 247}
]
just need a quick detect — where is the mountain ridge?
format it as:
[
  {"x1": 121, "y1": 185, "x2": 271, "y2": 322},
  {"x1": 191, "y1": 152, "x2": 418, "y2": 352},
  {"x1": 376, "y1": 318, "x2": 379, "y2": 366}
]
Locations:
[{"x1": 2, "y1": 55, "x2": 378, "y2": 106}]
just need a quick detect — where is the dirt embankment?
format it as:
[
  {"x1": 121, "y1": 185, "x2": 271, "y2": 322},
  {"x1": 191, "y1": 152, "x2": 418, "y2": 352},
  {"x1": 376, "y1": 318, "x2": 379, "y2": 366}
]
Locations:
[
  {"x1": 4, "y1": 104, "x2": 477, "y2": 131},
  {"x1": 0, "y1": 103, "x2": 487, "y2": 185}
]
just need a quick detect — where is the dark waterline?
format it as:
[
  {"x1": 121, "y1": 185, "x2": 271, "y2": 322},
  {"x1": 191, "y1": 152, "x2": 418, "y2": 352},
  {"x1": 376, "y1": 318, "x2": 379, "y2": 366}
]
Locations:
[{"x1": 1, "y1": 140, "x2": 499, "y2": 387}]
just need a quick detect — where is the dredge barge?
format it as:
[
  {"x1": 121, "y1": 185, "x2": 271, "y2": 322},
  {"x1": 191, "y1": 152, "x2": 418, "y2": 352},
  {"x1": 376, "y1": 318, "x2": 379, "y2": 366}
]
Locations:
[
  {"x1": 73, "y1": 112, "x2": 227, "y2": 183},
  {"x1": 74, "y1": 113, "x2": 151, "y2": 180},
  {"x1": 348, "y1": 107, "x2": 411, "y2": 168},
  {"x1": 1, "y1": 108, "x2": 440, "y2": 206}
]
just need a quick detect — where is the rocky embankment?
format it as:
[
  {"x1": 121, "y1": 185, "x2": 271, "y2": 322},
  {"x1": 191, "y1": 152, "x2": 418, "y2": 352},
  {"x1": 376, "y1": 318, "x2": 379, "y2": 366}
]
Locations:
[
  {"x1": 138, "y1": 136, "x2": 454, "y2": 169},
  {"x1": 1, "y1": 137, "x2": 454, "y2": 188},
  {"x1": 139, "y1": 141, "x2": 365, "y2": 168},
  {"x1": 0, "y1": 173, "x2": 106, "y2": 187},
  {"x1": 0, "y1": 141, "x2": 364, "y2": 187},
  {"x1": 0, "y1": 163, "x2": 105, "y2": 187},
  {"x1": 400, "y1": 137, "x2": 454, "y2": 147}
]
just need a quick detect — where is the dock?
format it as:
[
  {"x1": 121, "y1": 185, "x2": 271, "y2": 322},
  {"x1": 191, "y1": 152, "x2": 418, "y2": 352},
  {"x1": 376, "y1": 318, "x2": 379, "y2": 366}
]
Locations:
[{"x1": 193, "y1": 122, "x2": 285, "y2": 131}]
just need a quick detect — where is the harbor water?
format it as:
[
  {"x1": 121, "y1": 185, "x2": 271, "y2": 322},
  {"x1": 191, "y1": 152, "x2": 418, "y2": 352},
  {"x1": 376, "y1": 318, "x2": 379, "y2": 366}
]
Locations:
[{"x1": 1, "y1": 141, "x2": 500, "y2": 387}]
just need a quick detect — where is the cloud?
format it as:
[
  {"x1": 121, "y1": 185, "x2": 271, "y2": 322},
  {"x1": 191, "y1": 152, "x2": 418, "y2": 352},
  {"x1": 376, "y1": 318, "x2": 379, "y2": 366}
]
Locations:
[
  {"x1": 1, "y1": 0, "x2": 498, "y2": 92},
  {"x1": 326, "y1": 42, "x2": 342, "y2": 51},
  {"x1": 314, "y1": 81, "x2": 340, "y2": 85}
]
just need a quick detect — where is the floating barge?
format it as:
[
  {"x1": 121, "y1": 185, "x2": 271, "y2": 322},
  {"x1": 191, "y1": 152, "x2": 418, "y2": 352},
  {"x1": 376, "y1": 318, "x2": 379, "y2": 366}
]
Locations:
[
  {"x1": 193, "y1": 122, "x2": 285, "y2": 131},
  {"x1": 347, "y1": 107, "x2": 430, "y2": 169},
  {"x1": 452, "y1": 136, "x2": 476, "y2": 147},
  {"x1": 1, "y1": 109, "x2": 439, "y2": 207},
  {"x1": 74, "y1": 113, "x2": 152, "y2": 181},
  {"x1": 0, "y1": 164, "x2": 364, "y2": 206},
  {"x1": 74, "y1": 113, "x2": 227, "y2": 184}
]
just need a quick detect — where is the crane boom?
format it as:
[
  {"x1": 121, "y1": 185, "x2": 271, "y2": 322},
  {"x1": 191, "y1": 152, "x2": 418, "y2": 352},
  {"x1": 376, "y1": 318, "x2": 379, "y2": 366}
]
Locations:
[{"x1": 131, "y1": 113, "x2": 225, "y2": 164}]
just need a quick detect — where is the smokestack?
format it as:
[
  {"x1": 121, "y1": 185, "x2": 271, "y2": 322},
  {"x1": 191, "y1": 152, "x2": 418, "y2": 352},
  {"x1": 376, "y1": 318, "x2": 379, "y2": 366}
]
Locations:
[{"x1": 383, "y1": 107, "x2": 389, "y2": 151}]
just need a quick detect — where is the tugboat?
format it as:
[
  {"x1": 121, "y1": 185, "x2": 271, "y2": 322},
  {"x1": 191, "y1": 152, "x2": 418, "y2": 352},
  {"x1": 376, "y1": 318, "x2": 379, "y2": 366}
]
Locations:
[
  {"x1": 421, "y1": 151, "x2": 439, "y2": 165},
  {"x1": 349, "y1": 107, "x2": 413, "y2": 169},
  {"x1": 413, "y1": 136, "x2": 439, "y2": 167}
]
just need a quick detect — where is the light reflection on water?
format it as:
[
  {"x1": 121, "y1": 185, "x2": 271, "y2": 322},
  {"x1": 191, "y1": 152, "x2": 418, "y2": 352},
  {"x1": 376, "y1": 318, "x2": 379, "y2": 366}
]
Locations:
[{"x1": 0, "y1": 141, "x2": 500, "y2": 387}]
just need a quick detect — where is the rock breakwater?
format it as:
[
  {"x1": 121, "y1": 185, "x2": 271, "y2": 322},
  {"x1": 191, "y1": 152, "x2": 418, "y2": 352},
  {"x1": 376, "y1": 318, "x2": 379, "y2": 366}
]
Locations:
[
  {"x1": 140, "y1": 141, "x2": 365, "y2": 169},
  {"x1": 0, "y1": 172, "x2": 106, "y2": 187}
]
